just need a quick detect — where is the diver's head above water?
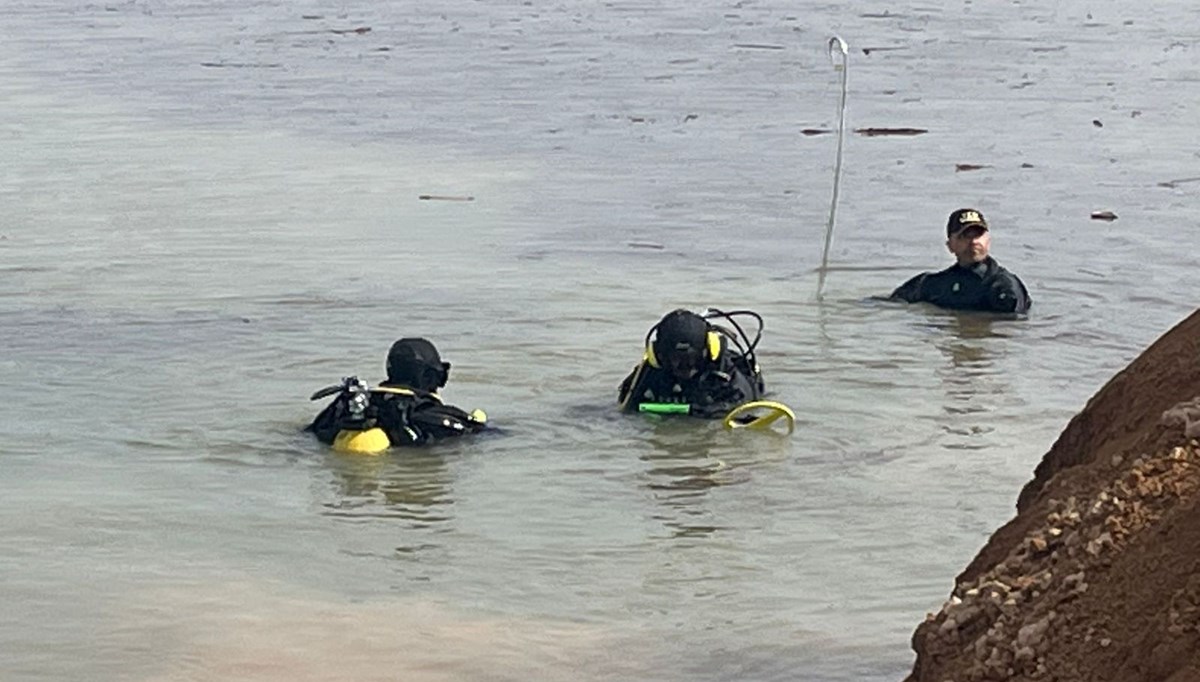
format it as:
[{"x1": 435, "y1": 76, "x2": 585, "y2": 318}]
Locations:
[
  {"x1": 651, "y1": 309, "x2": 711, "y2": 381},
  {"x1": 945, "y1": 207, "x2": 992, "y2": 267},
  {"x1": 386, "y1": 337, "x2": 451, "y2": 391}
]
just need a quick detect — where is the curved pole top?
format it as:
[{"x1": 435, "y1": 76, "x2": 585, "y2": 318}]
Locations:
[{"x1": 828, "y1": 36, "x2": 848, "y2": 61}]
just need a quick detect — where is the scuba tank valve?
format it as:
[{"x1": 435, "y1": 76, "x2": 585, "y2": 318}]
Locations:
[{"x1": 342, "y1": 376, "x2": 372, "y2": 422}]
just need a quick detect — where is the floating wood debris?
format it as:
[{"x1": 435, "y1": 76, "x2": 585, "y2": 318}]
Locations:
[
  {"x1": 1158, "y1": 176, "x2": 1200, "y2": 189},
  {"x1": 801, "y1": 129, "x2": 832, "y2": 136},
  {"x1": 418, "y1": 195, "x2": 475, "y2": 202},
  {"x1": 330, "y1": 27, "x2": 371, "y2": 35},
  {"x1": 855, "y1": 127, "x2": 928, "y2": 137},
  {"x1": 1090, "y1": 210, "x2": 1118, "y2": 221},
  {"x1": 955, "y1": 164, "x2": 990, "y2": 172},
  {"x1": 200, "y1": 62, "x2": 282, "y2": 69}
]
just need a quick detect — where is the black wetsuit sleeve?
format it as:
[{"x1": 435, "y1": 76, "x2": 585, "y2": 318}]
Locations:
[
  {"x1": 369, "y1": 392, "x2": 485, "y2": 446},
  {"x1": 890, "y1": 273, "x2": 928, "y2": 303},
  {"x1": 404, "y1": 402, "x2": 487, "y2": 444},
  {"x1": 985, "y1": 270, "x2": 1031, "y2": 313},
  {"x1": 689, "y1": 364, "x2": 758, "y2": 419},
  {"x1": 306, "y1": 399, "x2": 347, "y2": 444}
]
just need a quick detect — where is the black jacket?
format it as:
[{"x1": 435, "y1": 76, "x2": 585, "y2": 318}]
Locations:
[
  {"x1": 307, "y1": 382, "x2": 485, "y2": 447},
  {"x1": 890, "y1": 257, "x2": 1030, "y2": 313},
  {"x1": 618, "y1": 341, "x2": 764, "y2": 418}
]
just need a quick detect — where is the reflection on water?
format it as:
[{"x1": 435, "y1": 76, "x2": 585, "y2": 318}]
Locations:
[
  {"x1": 640, "y1": 421, "x2": 731, "y2": 487},
  {"x1": 635, "y1": 419, "x2": 790, "y2": 539},
  {"x1": 929, "y1": 311, "x2": 1016, "y2": 450},
  {"x1": 322, "y1": 451, "x2": 454, "y2": 527},
  {"x1": 637, "y1": 420, "x2": 736, "y2": 539}
]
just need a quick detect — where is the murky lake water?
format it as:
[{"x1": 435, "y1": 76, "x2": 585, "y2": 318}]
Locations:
[{"x1": 2, "y1": 1, "x2": 1197, "y2": 680}]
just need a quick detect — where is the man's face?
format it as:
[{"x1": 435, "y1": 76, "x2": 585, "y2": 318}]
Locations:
[
  {"x1": 663, "y1": 345, "x2": 703, "y2": 381},
  {"x1": 946, "y1": 225, "x2": 991, "y2": 266}
]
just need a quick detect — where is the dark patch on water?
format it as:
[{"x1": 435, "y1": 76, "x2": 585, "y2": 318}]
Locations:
[
  {"x1": 627, "y1": 241, "x2": 664, "y2": 250},
  {"x1": 418, "y1": 194, "x2": 475, "y2": 201},
  {"x1": 732, "y1": 43, "x2": 784, "y2": 50},
  {"x1": 1158, "y1": 176, "x2": 1200, "y2": 188},
  {"x1": 200, "y1": 62, "x2": 283, "y2": 69},
  {"x1": 855, "y1": 127, "x2": 928, "y2": 137}
]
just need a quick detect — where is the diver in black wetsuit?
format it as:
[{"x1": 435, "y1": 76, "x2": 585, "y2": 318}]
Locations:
[
  {"x1": 890, "y1": 208, "x2": 1031, "y2": 314},
  {"x1": 307, "y1": 337, "x2": 486, "y2": 447},
  {"x1": 618, "y1": 308, "x2": 765, "y2": 418}
]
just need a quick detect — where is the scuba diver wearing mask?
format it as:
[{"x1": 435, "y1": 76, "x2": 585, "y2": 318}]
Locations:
[
  {"x1": 307, "y1": 337, "x2": 487, "y2": 453},
  {"x1": 618, "y1": 308, "x2": 766, "y2": 418}
]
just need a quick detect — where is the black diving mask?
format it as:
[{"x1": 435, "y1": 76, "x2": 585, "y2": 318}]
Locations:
[{"x1": 663, "y1": 345, "x2": 703, "y2": 380}]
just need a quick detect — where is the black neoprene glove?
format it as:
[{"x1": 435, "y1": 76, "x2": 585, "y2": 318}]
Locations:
[{"x1": 987, "y1": 281, "x2": 1020, "y2": 313}]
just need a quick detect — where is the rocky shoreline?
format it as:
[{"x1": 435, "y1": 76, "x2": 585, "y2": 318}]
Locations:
[{"x1": 906, "y1": 310, "x2": 1200, "y2": 682}]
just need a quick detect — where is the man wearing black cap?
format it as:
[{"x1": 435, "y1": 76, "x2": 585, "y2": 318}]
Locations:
[
  {"x1": 890, "y1": 208, "x2": 1031, "y2": 313},
  {"x1": 307, "y1": 337, "x2": 487, "y2": 447},
  {"x1": 618, "y1": 309, "x2": 764, "y2": 417}
]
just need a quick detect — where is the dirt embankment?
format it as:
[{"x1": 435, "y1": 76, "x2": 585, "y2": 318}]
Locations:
[{"x1": 907, "y1": 310, "x2": 1200, "y2": 682}]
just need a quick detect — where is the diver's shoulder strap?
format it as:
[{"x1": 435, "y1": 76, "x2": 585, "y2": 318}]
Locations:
[
  {"x1": 370, "y1": 385, "x2": 415, "y2": 396},
  {"x1": 618, "y1": 361, "x2": 651, "y2": 411},
  {"x1": 371, "y1": 384, "x2": 444, "y2": 404}
]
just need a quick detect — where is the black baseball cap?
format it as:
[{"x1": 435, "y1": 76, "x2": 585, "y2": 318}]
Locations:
[{"x1": 947, "y1": 208, "x2": 989, "y2": 237}]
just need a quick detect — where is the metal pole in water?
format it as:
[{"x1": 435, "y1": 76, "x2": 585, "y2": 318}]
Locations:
[{"x1": 816, "y1": 36, "x2": 849, "y2": 299}]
